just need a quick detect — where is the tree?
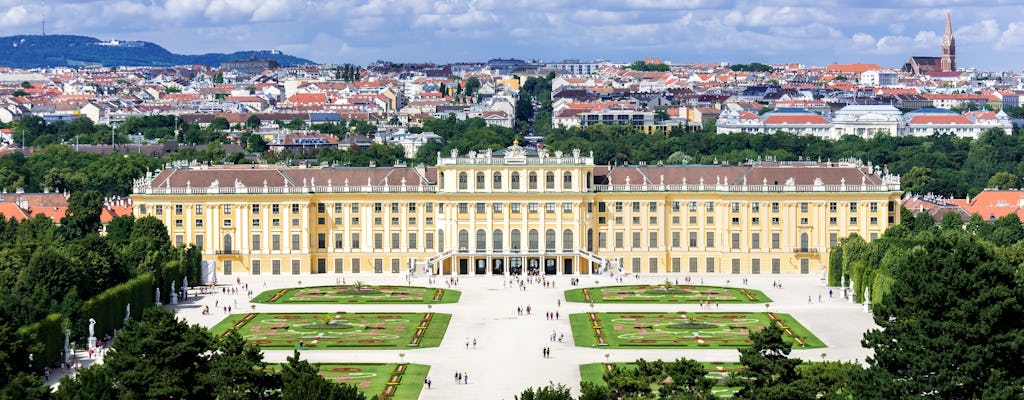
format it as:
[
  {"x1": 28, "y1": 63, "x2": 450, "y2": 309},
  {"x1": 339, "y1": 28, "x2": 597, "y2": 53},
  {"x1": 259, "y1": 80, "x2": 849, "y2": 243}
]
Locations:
[
  {"x1": 902, "y1": 166, "x2": 934, "y2": 195},
  {"x1": 857, "y1": 230, "x2": 1024, "y2": 399},
  {"x1": 987, "y1": 171, "x2": 1019, "y2": 189},
  {"x1": 213, "y1": 72, "x2": 224, "y2": 84},
  {"x1": 601, "y1": 358, "x2": 716, "y2": 400},
  {"x1": 280, "y1": 351, "x2": 365, "y2": 400},
  {"x1": 63, "y1": 190, "x2": 104, "y2": 238},
  {"x1": 52, "y1": 364, "x2": 116, "y2": 400},
  {"x1": 245, "y1": 115, "x2": 262, "y2": 130},
  {"x1": 515, "y1": 382, "x2": 573, "y2": 400},
  {"x1": 210, "y1": 117, "x2": 230, "y2": 131},
  {"x1": 734, "y1": 324, "x2": 813, "y2": 400},
  {"x1": 104, "y1": 307, "x2": 212, "y2": 399},
  {"x1": 203, "y1": 331, "x2": 278, "y2": 400}
]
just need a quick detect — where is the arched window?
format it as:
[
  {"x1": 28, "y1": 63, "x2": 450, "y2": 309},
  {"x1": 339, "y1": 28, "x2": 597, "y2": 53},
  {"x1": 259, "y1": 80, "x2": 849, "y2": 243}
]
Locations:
[
  {"x1": 528, "y1": 172, "x2": 538, "y2": 190},
  {"x1": 800, "y1": 232, "x2": 809, "y2": 250},
  {"x1": 223, "y1": 234, "x2": 233, "y2": 253},
  {"x1": 586, "y1": 172, "x2": 592, "y2": 189},
  {"x1": 439, "y1": 172, "x2": 444, "y2": 190},
  {"x1": 545, "y1": 229, "x2": 556, "y2": 251},
  {"x1": 476, "y1": 172, "x2": 485, "y2": 190},
  {"x1": 458, "y1": 172, "x2": 468, "y2": 190},
  {"x1": 458, "y1": 229, "x2": 469, "y2": 250},
  {"x1": 493, "y1": 229, "x2": 503, "y2": 251},
  {"x1": 476, "y1": 229, "x2": 486, "y2": 250},
  {"x1": 511, "y1": 172, "x2": 521, "y2": 190},
  {"x1": 511, "y1": 229, "x2": 521, "y2": 251},
  {"x1": 493, "y1": 172, "x2": 502, "y2": 189},
  {"x1": 545, "y1": 172, "x2": 555, "y2": 189},
  {"x1": 586, "y1": 229, "x2": 593, "y2": 251},
  {"x1": 563, "y1": 172, "x2": 572, "y2": 189},
  {"x1": 438, "y1": 229, "x2": 445, "y2": 251},
  {"x1": 563, "y1": 229, "x2": 573, "y2": 250},
  {"x1": 528, "y1": 229, "x2": 539, "y2": 251}
]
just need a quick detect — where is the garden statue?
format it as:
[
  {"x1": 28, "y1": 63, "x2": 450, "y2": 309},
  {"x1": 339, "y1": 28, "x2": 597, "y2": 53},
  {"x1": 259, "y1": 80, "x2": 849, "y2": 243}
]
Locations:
[
  {"x1": 88, "y1": 318, "x2": 95, "y2": 338},
  {"x1": 124, "y1": 303, "x2": 131, "y2": 323},
  {"x1": 155, "y1": 287, "x2": 161, "y2": 305}
]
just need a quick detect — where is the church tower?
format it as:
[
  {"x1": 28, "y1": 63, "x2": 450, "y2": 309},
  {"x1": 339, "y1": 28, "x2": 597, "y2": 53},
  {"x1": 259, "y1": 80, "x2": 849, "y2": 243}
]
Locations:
[{"x1": 941, "y1": 10, "x2": 956, "y2": 72}]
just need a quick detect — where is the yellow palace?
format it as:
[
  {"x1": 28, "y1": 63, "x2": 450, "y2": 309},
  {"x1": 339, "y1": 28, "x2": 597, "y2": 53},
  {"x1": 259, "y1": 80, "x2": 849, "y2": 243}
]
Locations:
[{"x1": 131, "y1": 142, "x2": 900, "y2": 278}]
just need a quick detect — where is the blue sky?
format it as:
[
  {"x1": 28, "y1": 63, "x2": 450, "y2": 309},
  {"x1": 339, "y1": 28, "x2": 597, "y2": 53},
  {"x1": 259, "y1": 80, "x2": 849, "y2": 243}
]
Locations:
[{"x1": 1, "y1": 1, "x2": 1023, "y2": 70}]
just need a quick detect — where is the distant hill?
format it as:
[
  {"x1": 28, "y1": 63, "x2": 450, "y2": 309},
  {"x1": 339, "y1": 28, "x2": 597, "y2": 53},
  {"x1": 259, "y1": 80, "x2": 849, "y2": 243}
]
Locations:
[{"x1": 0, "y1": 35, "x2": 316, "y2": 68}]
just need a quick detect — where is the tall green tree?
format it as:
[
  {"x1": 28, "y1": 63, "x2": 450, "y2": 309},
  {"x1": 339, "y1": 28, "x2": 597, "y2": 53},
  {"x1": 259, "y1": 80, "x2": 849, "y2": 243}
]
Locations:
[
  {"x1": 203, "y1": 331, "x2": 278, "y2": 400},
  {"x1": 104, "y1": 307, "x2": 212, "y2": 400},
  {"x1": 734, "y1": 325, "x2": 813, "y2": 400},
  {"x1": 857, "y1": 230, "x2": 1024, "y2": 399},
  {"x1": 280, "y1": 351, "x2": 365, "y2": 400}
]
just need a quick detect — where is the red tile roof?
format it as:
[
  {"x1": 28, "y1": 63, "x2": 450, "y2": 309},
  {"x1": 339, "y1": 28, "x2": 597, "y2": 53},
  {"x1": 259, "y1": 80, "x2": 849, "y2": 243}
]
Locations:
[
  {"x1": 764, "y1": 115, "x2": 829, "y2": 124},
  {"x1": 907, "y1": 115, "x2": 971, "y2": 124}
]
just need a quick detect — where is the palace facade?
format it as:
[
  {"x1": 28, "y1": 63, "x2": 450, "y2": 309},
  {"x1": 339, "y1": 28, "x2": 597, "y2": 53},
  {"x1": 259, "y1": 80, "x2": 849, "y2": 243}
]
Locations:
[{"x1": 131, "y1": 143, "x2": 901, "y2": 278}]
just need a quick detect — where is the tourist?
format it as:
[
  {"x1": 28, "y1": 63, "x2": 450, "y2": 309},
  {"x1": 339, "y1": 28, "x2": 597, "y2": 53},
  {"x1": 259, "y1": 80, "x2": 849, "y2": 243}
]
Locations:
[
  {"x1": 425, "y1": 377, "x2": 431, "y2": 389},
  {"x1": 463, "y1": 372, "x2": 468, "y2": 384},
  {"x1": 473, "y1": 338, "x2": 477, "y2": 348}
]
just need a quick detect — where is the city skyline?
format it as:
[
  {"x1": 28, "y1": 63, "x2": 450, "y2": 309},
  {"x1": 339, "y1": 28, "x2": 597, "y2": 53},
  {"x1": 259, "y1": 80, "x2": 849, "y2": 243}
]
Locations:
[{"x1": 1, "y1": 1, "x2": 1023, "y2": 70}]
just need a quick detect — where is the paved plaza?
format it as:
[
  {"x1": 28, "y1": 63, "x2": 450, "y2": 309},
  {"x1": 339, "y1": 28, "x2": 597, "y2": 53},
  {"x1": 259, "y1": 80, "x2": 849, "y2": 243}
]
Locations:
[{"x1": 167, "y1": 272, "x2": 877, "y2": 399}]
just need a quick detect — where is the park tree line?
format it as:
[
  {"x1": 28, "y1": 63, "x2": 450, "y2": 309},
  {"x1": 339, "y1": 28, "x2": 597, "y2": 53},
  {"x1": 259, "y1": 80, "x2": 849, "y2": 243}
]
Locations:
[
  {"x1": 6, "y1": 307, "x2": 372, "y2": 400},
  {"x1": 0, "y1": 199, "x2": 200, "y2": 395}
]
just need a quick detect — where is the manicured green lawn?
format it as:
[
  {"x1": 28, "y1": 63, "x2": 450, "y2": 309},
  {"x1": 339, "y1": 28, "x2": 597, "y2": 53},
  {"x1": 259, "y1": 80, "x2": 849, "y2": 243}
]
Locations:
[
  {"x1": 570, "y1": 312, "x2": 824, "y2": 349},
  {"x1": 268, "y1": 363, "x2": 429, "y2": 400},
  {"x1": 252, "y1": 285, "x2": 461, "y2": 304},
  {"x1": 211, "y1": 312, "x2": 450, "y2": 349},
  {"x1": 564, "y1": 285, "x2": 770, "y2": 303},
  {"x1": 580, "y1": 362, "x2": 743, "y2": 398}
]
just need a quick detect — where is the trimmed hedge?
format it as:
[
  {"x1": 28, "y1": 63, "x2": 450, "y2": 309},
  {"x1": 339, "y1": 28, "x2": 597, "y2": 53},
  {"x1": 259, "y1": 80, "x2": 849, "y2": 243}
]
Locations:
[
  {"x1": 80, "y1": 273, "x2": 154, "y2": 342},
  {"x1": 18, "y1": 312, "x2": 65, "y2": 367}
]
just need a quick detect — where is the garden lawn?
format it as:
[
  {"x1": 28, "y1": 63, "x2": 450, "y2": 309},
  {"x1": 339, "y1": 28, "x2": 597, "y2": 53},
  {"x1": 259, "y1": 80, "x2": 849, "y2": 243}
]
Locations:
[
  {"x1": 570, "y1": 312, "x2": 824, "y2": 349},
  {"x1": 580, "y1": 362, "x2": 743, "y2": 398},
  {"x1": 268, "y1": 363, "x2": 429, "y2": 400},
  {"x1": 210, "y1": 312, "x2": 450, "y2": 349},
  {"x1": 252, "y1": 285, "x2": 460, "y2": 304},
  {"x1": 564, "y1": 285, "x2": 770, "y2": 303}
]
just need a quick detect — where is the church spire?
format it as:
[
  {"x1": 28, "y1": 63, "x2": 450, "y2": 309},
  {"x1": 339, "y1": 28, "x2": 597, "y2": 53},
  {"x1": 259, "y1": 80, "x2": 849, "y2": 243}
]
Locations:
[
  {"x1": 941, "y1": 10, "x2": 956, "y2": 72},
  {"x1": 944, "y1": 10, "x2": 952, "y2": 38}
]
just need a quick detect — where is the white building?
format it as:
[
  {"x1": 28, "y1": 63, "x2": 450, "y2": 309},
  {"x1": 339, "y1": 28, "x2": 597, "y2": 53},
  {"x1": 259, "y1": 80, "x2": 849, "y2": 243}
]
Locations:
[{"x1": 859, "y1": 70, "x2": 899, "y2": 86}]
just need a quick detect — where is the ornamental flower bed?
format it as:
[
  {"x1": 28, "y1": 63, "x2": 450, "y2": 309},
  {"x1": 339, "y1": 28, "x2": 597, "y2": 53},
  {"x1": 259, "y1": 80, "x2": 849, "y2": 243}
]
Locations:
[
  {"x1": 565, "y1": 285, "x2": 771, "y2": 303},
  {"x1": 570, "y1": 312, "x2": 824, "y2": 349},
  {"x1": 251, "y1": 285, "x2": 461, "y2": 304},
  {"x1": 210, "y1": 312, "x2": 450, "y2": 349}
]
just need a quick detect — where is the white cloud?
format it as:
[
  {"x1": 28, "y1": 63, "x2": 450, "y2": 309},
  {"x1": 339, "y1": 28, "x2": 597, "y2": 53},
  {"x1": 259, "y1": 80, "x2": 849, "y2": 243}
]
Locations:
[
  {"x1": 995, "y1": 21, "x2": 1024, "y2": 51},
  {"x1": 955, "y1": 19, "x2": 999, "y2": 43},
  {"x1": 0, "y1": 5, "x2": 29, "y2": 28}
]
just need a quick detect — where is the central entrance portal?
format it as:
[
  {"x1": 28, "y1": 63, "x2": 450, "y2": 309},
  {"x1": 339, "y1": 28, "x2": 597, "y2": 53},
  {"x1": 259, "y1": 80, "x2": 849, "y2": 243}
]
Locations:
[
  {"x1": 510, "y1": 257, "x2": 522, "y2": 275},
  {"x1": 527, "y1": 258, "x2": 540, "y2": 275},
  {"x1": 475, "y1": 259, "x2": 487, "y2": 275},
  {"x1": 492, "y1": 258, "x2": 504, "y2": 275}
]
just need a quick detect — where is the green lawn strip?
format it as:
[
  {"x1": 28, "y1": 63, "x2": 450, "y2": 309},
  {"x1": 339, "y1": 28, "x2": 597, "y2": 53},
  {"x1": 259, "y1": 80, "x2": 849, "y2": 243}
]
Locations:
[
  {"x1": 570, "y1": 312, "x2": 824, "y2": 349},
  {"x1": 251, "y1": 286, "x2": 461, "y2": 304},
  {"x1": 579, "y1": 362, "x2": 744, "y2": 398},
  {"x1": 416, "y1": 313, "x2": 450, "y2": 348},
  {"x1": 266, "y1": 363, "x2": 428, "y2": 400},
  {"x1": 564, "y1": 285, "x2": 771, "y2": 303},
  {"x1": 210, "y1": 312, "x2": 451, "y2": 349}
]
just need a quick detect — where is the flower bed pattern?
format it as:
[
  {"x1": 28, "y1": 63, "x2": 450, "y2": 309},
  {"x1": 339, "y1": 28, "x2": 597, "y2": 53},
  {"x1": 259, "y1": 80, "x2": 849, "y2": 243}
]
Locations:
[
  {"x1": 570, "y1": 312, "x2": 824, "y2": 349},
  {"x1": 251, "y1": 285, "x2": 461, "y2": 304},
  {"x1": 564, "y1": 285, "x2": 771, "y2": 303},
  {"x1": 269, "y1": 363, "x2": 429, "y2": 400},
  {"x1": 210, "y1": 312, "x2": 450, "y2": 349}
]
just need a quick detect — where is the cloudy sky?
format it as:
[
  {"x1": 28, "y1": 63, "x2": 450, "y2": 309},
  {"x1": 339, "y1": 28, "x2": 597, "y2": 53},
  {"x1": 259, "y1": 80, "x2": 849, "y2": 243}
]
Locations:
[{"x1": 1, "y1": 0, "x2": 1023, "y2": 70}]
